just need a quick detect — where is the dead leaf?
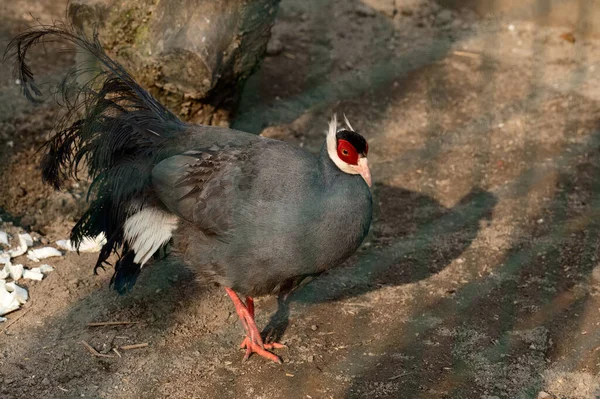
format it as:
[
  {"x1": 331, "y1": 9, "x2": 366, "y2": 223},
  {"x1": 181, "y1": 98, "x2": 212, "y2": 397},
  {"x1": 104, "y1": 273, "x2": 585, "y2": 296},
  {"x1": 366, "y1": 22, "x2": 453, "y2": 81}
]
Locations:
[{"x1": 560, "y1": 32, "x2": 575, "y2": 43}]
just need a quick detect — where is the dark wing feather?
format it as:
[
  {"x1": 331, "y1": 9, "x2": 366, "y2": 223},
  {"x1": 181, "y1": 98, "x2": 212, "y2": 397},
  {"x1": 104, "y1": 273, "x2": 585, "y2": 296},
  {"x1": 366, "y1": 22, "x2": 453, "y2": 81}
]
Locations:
[
  {"x1": 3, "y1": 13, "x2": 186, "y2": 283},
  {"x1": 152, "y1": 148, "x2": 251, "y2": 236}
]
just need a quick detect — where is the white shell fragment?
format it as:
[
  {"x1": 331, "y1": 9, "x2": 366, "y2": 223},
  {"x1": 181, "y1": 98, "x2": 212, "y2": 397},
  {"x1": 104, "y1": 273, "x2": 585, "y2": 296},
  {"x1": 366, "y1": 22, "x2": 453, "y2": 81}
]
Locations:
[
  {"x1": 20, "y1": 233, "x2": 33, "y2": 247},
  {"x1": 27, "y1": 247, "x2": 62, "y2": 262},
  {"x1": 0, "y1": 253, "x2": 10, "y2": 264},
  {"x1": 0, "y1": 231, "x2": 8, "y2": 246},
  {"x1": 0, "y1": 225, "x2": 59, "y2": 319},
  {"x1": 56, "y1": 233, "x2": 106, "y2": 253},
  {"x1": 6, "y1": 263, "x2": 23, "y2": 281},
  {"x1": 5, "y1": 282, "x2": 28, "y2": 304},
  {"x1": 8, "y1": 233, "x2": 31, "y2": 258},
  {"x1": 22, "y1": 269, "x2": 43, "y2": 281},
  {"x1": 0, "y1": 283, "x2": 21, "y2": 316},
  {"x1": 39, "y1": 264, "x2": 54, "y2": 274}
]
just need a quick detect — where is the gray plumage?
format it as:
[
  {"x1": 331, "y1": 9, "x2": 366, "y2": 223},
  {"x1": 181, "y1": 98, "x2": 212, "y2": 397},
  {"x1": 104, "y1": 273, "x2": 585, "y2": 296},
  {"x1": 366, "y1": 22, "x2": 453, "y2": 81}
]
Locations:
[
  {"x1": 154, "y1": 128, "x2": 373, "y2": 296},
  {"x1": 4, "y1": 19, "x2": 373, "y2": 297}
]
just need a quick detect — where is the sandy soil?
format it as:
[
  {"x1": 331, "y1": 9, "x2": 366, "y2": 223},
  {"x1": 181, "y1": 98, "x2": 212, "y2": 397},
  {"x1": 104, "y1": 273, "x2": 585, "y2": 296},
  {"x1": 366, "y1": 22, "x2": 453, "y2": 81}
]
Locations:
[{"x1": 1, "y1": 0, "x2": 600, "y2": 398}]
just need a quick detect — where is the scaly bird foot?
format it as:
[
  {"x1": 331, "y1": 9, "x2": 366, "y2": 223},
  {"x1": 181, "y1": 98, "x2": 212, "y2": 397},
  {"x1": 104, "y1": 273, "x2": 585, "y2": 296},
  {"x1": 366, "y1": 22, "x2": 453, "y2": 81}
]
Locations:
[{"x1": 240, "y1": 336, "x2": 285, "y2": 364}]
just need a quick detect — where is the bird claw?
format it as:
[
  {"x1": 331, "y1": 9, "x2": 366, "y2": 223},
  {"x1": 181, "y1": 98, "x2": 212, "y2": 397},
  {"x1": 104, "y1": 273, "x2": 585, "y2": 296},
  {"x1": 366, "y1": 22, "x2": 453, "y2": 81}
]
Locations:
[
  {"x1": 239, "y1": 336, "x2": 284, "y2": 364},
  {"x1": 225, "y1": 288, "x2": 286, "y2": 364}
]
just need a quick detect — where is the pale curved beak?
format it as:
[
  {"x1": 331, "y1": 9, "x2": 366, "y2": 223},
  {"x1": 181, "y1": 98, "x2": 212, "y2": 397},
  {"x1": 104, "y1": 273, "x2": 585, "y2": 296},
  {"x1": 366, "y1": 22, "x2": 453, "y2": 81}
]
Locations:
[{"x1": 355, "y1": 157, "x2": 372, "y2": 187}]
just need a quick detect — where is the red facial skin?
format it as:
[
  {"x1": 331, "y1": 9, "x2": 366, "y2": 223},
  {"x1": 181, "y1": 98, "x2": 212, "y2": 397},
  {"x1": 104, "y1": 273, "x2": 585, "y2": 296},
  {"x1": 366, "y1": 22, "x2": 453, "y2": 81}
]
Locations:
[{"x1": 337, "y1": 139, "x2": 359, "y2": 165}]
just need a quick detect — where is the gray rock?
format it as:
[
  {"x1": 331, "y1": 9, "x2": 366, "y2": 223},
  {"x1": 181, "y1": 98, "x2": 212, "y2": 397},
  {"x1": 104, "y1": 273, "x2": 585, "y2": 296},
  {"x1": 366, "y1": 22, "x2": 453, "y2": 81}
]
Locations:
[
  {"x1": 356, "y1": 4, "x2": 376, "y2": 17},
  {"x1": 437, "y1": 9, "x2": 454, "y2": 25},
  {"x1": 266, "y1": 38, "x2": 284, "y2": 56}
]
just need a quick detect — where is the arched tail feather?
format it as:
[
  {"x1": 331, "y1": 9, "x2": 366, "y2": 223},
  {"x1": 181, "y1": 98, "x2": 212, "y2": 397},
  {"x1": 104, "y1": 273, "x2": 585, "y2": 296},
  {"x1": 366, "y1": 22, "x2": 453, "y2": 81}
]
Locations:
[{"x1": 4, "y1": 12, "x2": 186, "y2": 291}]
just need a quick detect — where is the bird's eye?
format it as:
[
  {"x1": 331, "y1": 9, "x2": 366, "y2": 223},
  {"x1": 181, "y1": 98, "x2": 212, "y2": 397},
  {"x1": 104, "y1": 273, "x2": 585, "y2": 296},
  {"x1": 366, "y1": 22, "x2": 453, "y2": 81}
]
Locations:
[{"x1": 342, "y1": 149, "x2": 348, "y2": 156}]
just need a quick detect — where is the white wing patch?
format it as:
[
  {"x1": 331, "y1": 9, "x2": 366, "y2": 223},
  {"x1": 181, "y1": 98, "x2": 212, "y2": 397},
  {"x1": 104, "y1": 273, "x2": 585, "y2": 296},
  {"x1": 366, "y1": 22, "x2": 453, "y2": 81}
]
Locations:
[{"x1": 123, "y1": 207, "x2": 179, "y2": 265}]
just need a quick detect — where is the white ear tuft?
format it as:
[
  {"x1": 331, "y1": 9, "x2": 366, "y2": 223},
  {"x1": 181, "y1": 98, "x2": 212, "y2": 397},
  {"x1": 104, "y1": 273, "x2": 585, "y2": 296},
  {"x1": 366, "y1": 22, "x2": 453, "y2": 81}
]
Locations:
[
  {"x1": 328, "y1": 113, "x2": 338, "y2": 138},
  {"x1": 326, "y1": 114, "x2": 339, "y2": 165},
  {"x1": 343, "y1": 114, "x2": 354, "y2": 131}
]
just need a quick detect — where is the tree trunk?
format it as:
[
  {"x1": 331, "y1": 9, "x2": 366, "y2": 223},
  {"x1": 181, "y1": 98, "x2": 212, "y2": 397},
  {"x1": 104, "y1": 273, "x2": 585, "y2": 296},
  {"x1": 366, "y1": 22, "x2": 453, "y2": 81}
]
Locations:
[{"x1": 71, "y1": 0, "x2": 280, "y2": 126}]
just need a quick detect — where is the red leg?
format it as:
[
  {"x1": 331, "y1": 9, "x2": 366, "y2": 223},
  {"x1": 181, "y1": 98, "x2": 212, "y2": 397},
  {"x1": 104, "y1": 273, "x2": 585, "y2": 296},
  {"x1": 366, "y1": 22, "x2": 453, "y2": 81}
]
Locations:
[
  {"x1": 224, "y1": 288, "x2": 285, "y2": 364},
  {"x1": 246, "y1": 296, "x2": 254, "y2": 318}
]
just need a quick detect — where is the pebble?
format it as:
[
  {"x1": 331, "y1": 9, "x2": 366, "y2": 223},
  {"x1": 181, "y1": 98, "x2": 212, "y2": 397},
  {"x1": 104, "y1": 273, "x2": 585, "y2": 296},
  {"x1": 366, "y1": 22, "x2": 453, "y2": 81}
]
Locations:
[
  {"x1": 436, "y1": 9, "x2": 453, "y2": 25},
  {"x1": 355, "y1": 4, "x2": 376, "y2": 17},
  {"x1": 537, "y1": 392, "x2": 551, "y2": 399},
  {"x1": 451, "y1": 18, "x2": 463, "y2": 29},
  {"x1": 311, "y1": 324, "x2": 318, "y2": 331},
  {"x1": 41, "y1": 377, "x2": 50, "y2": 386},
  {"x1": 266, "y1": 38, "x2": 283, "y2": 56}
]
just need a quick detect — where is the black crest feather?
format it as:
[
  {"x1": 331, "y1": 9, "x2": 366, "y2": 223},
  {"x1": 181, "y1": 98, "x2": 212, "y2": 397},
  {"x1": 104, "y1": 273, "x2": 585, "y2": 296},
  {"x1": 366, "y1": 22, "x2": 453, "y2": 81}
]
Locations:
[{"x1": 3, "y1": 11, "x2": 186, "y2": 287}]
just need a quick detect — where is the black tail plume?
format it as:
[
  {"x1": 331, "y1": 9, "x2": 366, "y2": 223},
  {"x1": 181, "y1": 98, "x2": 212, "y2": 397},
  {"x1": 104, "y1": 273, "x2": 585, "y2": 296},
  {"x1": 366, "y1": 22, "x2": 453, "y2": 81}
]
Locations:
[
  {"x1": 110, "y1": 243, "x2": 142, "y2": 295},
  {"x1": 3, "y1": 12, "x2": 186, "y2": 292}
]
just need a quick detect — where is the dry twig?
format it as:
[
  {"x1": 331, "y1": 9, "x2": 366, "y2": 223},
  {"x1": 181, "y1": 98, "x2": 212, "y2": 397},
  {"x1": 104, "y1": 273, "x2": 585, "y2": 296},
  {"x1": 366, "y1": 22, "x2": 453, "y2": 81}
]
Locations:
[
  {"x1": 120, "y1": 343, "x2": 149, "y2": 350},
  {"x1": 81, "y1": 340, "x2": 115, "y2": 358},
  {"x1": 87, "y1": 321, "x2": 138, "y2": 327},
  {"x1": 452, "y1": 50, "x2": 481, "y2": 59},
  {"x1": 0, "y1": 302, "x2": 34, "y2": 334},
  {"x1": 388, "y1": 371, "x2": 412, "y2": 381}
]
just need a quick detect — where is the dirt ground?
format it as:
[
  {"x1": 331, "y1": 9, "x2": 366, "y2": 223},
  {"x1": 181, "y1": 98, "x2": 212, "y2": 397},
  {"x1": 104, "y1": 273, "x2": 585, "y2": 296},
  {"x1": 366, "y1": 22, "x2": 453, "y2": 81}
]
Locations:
[{"x1": 2, "y1": 0, "x2": 600, "y2": 398}]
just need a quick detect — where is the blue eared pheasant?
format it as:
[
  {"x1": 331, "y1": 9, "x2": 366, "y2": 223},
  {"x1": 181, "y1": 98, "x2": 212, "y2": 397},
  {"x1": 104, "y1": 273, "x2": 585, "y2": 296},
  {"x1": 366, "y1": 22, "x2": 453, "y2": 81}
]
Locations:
[{"x1": 5, "y1": 21, "x2": 372, "y2": 363}]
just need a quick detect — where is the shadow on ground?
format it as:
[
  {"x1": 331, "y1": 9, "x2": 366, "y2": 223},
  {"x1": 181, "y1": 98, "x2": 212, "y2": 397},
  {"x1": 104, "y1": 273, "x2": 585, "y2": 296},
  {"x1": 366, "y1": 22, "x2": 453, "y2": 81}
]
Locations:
[
  {"x1": 263, "y1": 185, "x2": 497, "y2": 342},
  {"x1": 340, "y1": 128, "x2": 600, "y2": 398}
]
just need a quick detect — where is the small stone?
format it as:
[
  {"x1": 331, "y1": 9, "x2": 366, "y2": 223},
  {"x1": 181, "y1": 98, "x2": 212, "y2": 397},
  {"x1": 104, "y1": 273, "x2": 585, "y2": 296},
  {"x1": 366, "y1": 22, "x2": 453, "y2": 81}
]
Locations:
[
  {"x1": 451, "y1": 18, "x2": 463, "y2": 29},
  {"x1": 537, "y1": 392, "x2": 551, "y2": 399},
  {"x1": 100, "y1": 343, "x2": 111, "y2": 354},
  {"x1": 42, "y1": 377, "x2": 50, "y2": 385},
  {"x1": 311, "y1": 325, "x2": 318, "y2": 331},
  {"x1": 436, "y1": 9, "x2": 453, "y2": 25},
  {"x1": 307, "y1": 354, "x2": 314, "y2": 362},
  {"x1": 355, "y1": 4, "x2": 376, "y2": 17},
  {"x1": 266, "y1": 38, "x2": 284, "y2": 56}
]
